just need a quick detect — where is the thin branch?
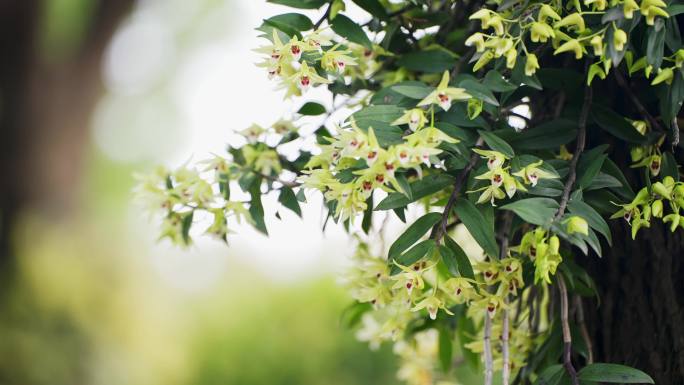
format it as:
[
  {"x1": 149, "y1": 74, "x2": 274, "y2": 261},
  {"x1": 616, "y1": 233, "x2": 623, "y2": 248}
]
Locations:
[
  {"x1": 554, "y1": 84, "x2": 592, "y2": 220},
  {"x1": 574, "y1": 295, "x2": 594, "y2": 364},
  {"x1": 498, "y1": 212, "x2": 513, "y2": 385},
  {"x1": 558, "y1": 275, "x2": 580, "y2": 385},
  {"x1": 614, "y1": 70, "x2": 663, "y2": 133},
  {"x1": 484, "y1": 309, "x2": 494, "y2": 385},
  {"x1": 313, "y1": 3, "x2": 331, "y2": 29},
  {"x1": 432, "y1": 137, "x2": 484, "y2": 243},
  {"x1": 502, "y1": 299, "x2": 511, "y2": 385}
]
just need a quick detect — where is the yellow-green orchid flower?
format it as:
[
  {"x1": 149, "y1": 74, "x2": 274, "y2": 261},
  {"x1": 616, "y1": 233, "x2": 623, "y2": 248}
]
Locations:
[
  {"x1": 411, "y1": 291, "x2": 454, "y2": 320},
  {"x1": 473, "y1": 148, "x2": 509, "y2": 170},
  {"x1": 321, "y1": 44, "x2": 357, "y2": 74},
  {"x1": 290, "y1": 61, "x2": 331, "y2": 93},
  {"x1": 417, "y1": 71, "x2": 471, "y2": 111},
  {"x1": 391, "y1": 108, "x2": 427, "y2": 131},
  {"x1": 512, "y1": 160, "x2": 558, "y2": 186}
]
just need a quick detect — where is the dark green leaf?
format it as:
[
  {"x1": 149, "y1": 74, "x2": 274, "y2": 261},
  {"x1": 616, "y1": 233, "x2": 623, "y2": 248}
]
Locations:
[
  {"x1": 352, "y1": 105, "x2": 405, "y2": 146},
  {"x1": 661, "y1": 151, "x2": 679, "y2": 181},
  {"x1": 249, "y1": 184, "x2": 268, "y2": 235},
  {"x1": 391, "y1": 84, "x2": 432, "y2": 99},
  {"x1": 375, "y1": 174, "x2": 455, "y2": 210},
  {"x1": 534, "y1": 364, "x2": 565, "y2": 385},
  {"x1": 578, "y1": 363, "x2": 654, "y2": 384},
  {"x1": 568, "y1": 198, "x2": 611, "y2": 244},
  {"x1": 362, "y1": 196, "x2": 373, "y2": 233},
  {"x1": 444, "y1": 236, "x2": 475, "y2": 279},
  {"x1": 278, "y1": 187, "x2": 302, "y2": 217},
  {"x1": 501, "y1": 198, "x2": 559, "y2": 226},
  {"x1": 601, "y1": 157, "x2": 635, "y2": 199},
  {"x1": 391, "y1": 239, "x2": 436, "y2": 274},
  {"x1": 438, "y1": 327, "x2": 453, "y2": 373},
  {"x1": 268, "y1": 0, "x2": 327, "y2": 9},
  {"x1": 181, "y1": 211, "x2": 194, "y2": 245},
  {"x1": 352, "y1": 0, "x2": 388, "y2": 19},
  {"x1": 498, "y1": 119, "x2": 577, "y2": 150},
  {"x1": 577, "y1": 146, "x2": 608, "y2": 189},
  {"x1": 331, "y1": 14, "x2": 372, "y2": 48},
  {"x1": 459, "y1": 79, "x2": 499, "y2": 106},
  {"x1": 453, "y1": 198, "x2": 499, "y2": 257},
  {"x1": 397, "y1": 49, "x2": 457, "y2": 73},
  {"x1": 263, "y1": 13, "x2": 314, "y2": 37},
  {"x1": 592, "y1": 104, "x2": 648, "y2": 144},
  {"x1": 478, "y1": 130, "x2": 515, "y2": 158},
  {"x1": 388, "y1": 212, "x2": 442, "y2": 260},
  {"x1": 297, "y1": 101, "x2": 326, "y2": 115},
  {"x1": 483, "y1": 70, "x2": 517, "y2": 92},
  {"x1": 646, "y1": 19, "x2": 665, "y2": 69}
]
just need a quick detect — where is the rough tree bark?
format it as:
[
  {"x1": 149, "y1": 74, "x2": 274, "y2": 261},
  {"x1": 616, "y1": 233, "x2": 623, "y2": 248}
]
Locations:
[{"x1": 582, "y1": 221, "x2": 684, "y2": 384}]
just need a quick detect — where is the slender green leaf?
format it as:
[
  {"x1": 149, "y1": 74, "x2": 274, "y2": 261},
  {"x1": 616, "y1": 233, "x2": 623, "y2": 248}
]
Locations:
[
  {"x1": 578, "y1": 363, "x2": 654, "y2": 384},
  {"x1": 438, "y1": 327, "x2": 453, "y2": 373},
  {"x1": 297, "y1": 101, "x2": 327, "y2": 115},
  {"x1": 478, "y1": 130, "x2": 515, "y2": 158},
  {"x1": 397, "y1": 49, "x2": 457, "y2": 73},
  {"x1": 453, "y1": 198, "x2": 499, "y2": 257},
  {"x1": 331, "y1": 14, "x2": 372, "y2": 48},
  {"x1": 444, "y1": 236, "x2": 475, "y2": 279},
  {"x1": 278, "y1": 187, "x2": 302, "y2": 217},
  {"x1": 268, "y1": 0, "x2": 327, "y2": 9},
  {"x1": 375, "y1": 174, "x2": 455, "y2": 210},
  {"x1": 391, "y1": 239, "x2": 436, "y2": 274},
  {"x1": 388, "y1": 212, "x2": 442, "y2": 260},
  {"x1": 501, "y1": 198, "x2": 559, "y2": 226}
]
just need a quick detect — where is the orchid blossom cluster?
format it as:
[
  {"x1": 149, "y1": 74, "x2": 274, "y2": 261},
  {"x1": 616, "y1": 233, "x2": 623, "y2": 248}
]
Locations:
[
  {"x1": 347, "y1": 228, "x2": 547, "y2": 384},
  {"x1": 137, "y1": 1, "x2": 681, "y2": 384},
  {"x1": 465, "y1": 0, "x2": 680, "y2": 85},
  {"x1": 612, "y1": 176, "x2": 684, "y2": 238}
]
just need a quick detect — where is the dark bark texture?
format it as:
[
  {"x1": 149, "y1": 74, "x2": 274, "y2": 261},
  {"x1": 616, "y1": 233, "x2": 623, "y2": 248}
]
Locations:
[{"x1": 582, "y1": 222, "x2": 684, "y2": 384}]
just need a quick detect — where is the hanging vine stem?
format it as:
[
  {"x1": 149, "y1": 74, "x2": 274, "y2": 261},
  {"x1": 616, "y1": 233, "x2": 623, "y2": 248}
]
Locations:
[
  {"x1": 574, "y1": 295, "x2": 594, "y2": 364},
  {"x1": 484, "y1": 309, "x2": 494, "y2": 385},
  {"x1": 502, "y1": 300, "x2": 511, "y2": 385},
  {"x1": 558, "y1": 275, "x2": 580, "y2": 385},
  {"x1": 498, "y1": 212, "x2": 513, "y2": 385}
]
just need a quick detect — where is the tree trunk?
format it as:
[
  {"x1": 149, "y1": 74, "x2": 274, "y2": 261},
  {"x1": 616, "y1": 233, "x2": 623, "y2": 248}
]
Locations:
[
  {"x1": 580, "y1": 213, "x2": 684, "y2": 384},
  {"x1": 0, "y1": 0, "x2": 133, "y2": 282}
]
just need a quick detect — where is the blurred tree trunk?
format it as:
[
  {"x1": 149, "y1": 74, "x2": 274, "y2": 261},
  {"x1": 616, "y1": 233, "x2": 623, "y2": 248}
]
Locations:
[{"x1": 0, "y1": 0, "x2": 133, "y2": 280}]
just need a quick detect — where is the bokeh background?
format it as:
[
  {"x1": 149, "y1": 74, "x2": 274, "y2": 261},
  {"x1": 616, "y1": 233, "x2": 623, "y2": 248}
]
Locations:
[{"x1": 0, "y1": 1, "x2": 405, "y2": 384}]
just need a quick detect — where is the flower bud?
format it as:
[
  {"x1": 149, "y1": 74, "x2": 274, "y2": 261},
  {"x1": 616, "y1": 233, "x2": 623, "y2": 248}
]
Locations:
[
  {"x1": 652, "y1": 200, "x2": 663, "y2": 218},
  {"x1": 549, "y1": 235, "x2": 560, "y2": 255},
  {"x1": 590, "y1": 35, "x2": 604, "y2": 56},
  {"x1": 525, "y1": 53, "x2": 540, "y2": 76},
  {"x1": 651, "y1": 67, "x2": 674, "y2": 86},
  {"x1": 566, "y1": 216, "x2": 589, "y2": 236},
  {"x1": 613, "y1": 29, "x2": 627, "y2": 51},
  {"x1": 652, "y1": 181, "x2": 671, "y2": 199},
  {"x1": 632, "y1": 120, "x2": 648, "y2": 135}
]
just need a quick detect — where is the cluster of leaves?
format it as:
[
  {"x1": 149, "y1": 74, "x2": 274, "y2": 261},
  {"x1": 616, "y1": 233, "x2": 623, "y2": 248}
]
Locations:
[{"x1": 138, "y1": 0, "x2": 683, "y2": 384}]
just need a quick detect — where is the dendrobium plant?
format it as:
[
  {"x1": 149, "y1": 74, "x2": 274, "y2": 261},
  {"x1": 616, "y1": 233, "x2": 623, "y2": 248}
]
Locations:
[{"x1": 138, "y1": 1, "x2": 681, "y2": 385}]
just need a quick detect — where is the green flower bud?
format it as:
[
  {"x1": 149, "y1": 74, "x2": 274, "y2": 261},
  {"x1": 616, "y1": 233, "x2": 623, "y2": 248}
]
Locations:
[
  {"x1": 613, "y1": 29, "x2": 627, "y2": 51},
  {"x1": 652, "y1": 67, "x2": 674, "y2": 86},
  {"x1": 525, "y1": 53, "x2": 540, "y2": 76},
  {"x1": 566, "y1": 216, "x2": 589, "y2": 236},
  {"x1": 663, "y1": 213, "x2": 681, "y2": 232},
  {"x1": 652, "y1": 181, "x2": 671, "y2": 199},
  {"x1": 549, "y1": 235, "x2": 560, "y2": 255},
  {"x1": 652, "y1": 200, "x2": 663, "y2": 218}
]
